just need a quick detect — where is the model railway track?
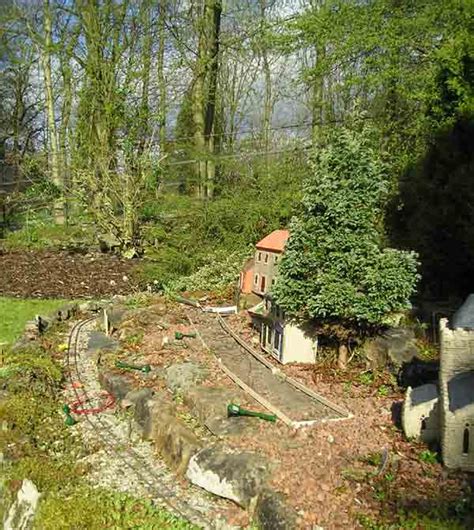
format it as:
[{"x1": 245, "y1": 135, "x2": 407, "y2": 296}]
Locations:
[
  {"x1": 216, "y1": 314, "x2": 351, "y2": 420},
  {"x1": 65, "y1": 318, "x2": 214, "y2": 529},
  {"x1": 189, "y1": 309, "x2": 351, "y2": 428}
]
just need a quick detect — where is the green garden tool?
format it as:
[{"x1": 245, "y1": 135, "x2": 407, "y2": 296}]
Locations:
[
  {"x1": 62, "y1": 404, "x2": 77, "y2": 426},
  {"x1": 174, "y1": 331, "x2": 197, "y2": 340},
  {"x1": 115, "y1": 360, "x2": 151, "y2": 373},
  {"x1": 227, "y1": 403, "x2": 276, "y2": 422}
]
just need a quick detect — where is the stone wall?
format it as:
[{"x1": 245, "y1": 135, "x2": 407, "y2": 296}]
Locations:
[
  {"x1": 402, "y1": 384, "x2": 439, "y2": 444},
  {"x1": 439, "y1": 319, "x2": 474, "y2": 471}
]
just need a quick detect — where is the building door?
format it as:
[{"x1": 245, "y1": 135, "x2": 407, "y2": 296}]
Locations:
[
  {"x1": 273, "y1": 324, "x2": 284, "y2": 361},
  {"x1": 266, "y1": 324, "x2": 273, "y2": 351}
]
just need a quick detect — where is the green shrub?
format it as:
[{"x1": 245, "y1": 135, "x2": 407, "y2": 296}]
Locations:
[
  {"x1": 168, "y1": 248, "x2": 250, "y2": 295},
  {"x1": 419, "y1": 449, "x2": 438, "y2": 464}
]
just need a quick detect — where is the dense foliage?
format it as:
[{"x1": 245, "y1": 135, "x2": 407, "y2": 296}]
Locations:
[{"x1": 273, "y1": 125, "x2": 419, "y2": 337}]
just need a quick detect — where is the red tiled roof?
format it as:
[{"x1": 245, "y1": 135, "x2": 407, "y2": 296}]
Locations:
[{"x1": 256, "y1": 229, "x2": 289, "y2": 252}]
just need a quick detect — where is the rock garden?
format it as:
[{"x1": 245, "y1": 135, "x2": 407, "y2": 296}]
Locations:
[{"x1": 3, "y1": 292, "x2": 472, "y2": 529}]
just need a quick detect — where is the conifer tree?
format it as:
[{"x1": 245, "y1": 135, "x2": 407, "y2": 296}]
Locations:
[{"x1": 273, "y1": 123, "x2": 419, "y2": 367}]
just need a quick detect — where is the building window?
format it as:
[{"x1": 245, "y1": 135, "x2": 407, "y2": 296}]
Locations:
[
  {"x1": 260, "y1": 275, "x2": 266, "y2": 293},
  {"x1": 272, "y1": 278, "x2": 276, "y2": 286},
  {"x1": 274, "y1": 255, "x2": 279, "y2": 263},
  {"x1": 267, "y1": 325, "x2": 272, "y2": 346},
  {"x1": 265, "y1": 253, "x2": 269, "y2": 263},
  {"x1": 254, "y1": 273, "x2": 259, "y2": 285},
  {"x1": 463, "y1": 425, "x2": 470, "y2": 455},
  {"x1": 257, "y1": 252, "x2": 262, "y2": 262}
]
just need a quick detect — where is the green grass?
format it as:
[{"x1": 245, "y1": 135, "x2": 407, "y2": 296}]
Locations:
[
  {"x1": 0, "y1": 337, "x2": 196, "y2": 529},
  {"x1": 0, "y1": 297, "x2": 69, "y2": 345}
]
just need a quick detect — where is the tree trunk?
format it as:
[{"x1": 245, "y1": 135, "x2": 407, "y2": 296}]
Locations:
[
  {"x1": 203, "y1": 0, "x2": 221, "y2": 199},
  {"x1": 157, "y1": 0, "x2": 167, "y2": 157},
  {"x1": 337, "y1": 343, "x2": 348, "y2": 370},
  {"x1": 310, "y1": 1, "x2": 325, "y2": 146},
  {"x1": 259, "y1": 0, "x2": 272, "y2": 172},
  {"x1": 42, "y1": 0, "x2": 65, "y2": 224},
  {"x1": 140, "y1": 0, "x2": 152, "y2": 150},
  {"x1": 191, "y1": 0, "x2": 222, "y2": 199}
]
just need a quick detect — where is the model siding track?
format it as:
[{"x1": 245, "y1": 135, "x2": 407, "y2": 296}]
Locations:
[
  {"x1": 65, "y1": 318, "x2": 217, "y2": 529},
  {"x1": 188, "y1": 310, "x2": 351, "y2": 428}
]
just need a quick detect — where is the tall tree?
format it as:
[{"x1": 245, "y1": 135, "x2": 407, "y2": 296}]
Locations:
[
  {"x1": 191, "y1": 0, "x2": 222, "y2": 199},
  {"x1": 41, "y1": 0, "x2": 64, "y2": 223},
  {"x1": 273, "y1": 123, "x2": 419, "y2": 367}
]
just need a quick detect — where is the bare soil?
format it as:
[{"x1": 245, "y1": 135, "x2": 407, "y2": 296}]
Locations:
[{"x1": 0, "y1": 249, "x2": 139, "y2": 298}]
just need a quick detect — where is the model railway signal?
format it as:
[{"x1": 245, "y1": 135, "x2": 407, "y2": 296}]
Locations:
[
  {"x1": 227, "y1": 403, "x2": 276, "y2": 422},
  {"x1": 115, "y1": 360, "x2": 151, "y2": 373}
]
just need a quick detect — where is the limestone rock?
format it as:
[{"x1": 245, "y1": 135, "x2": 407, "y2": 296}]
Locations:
[
  {"x1": 254, "y1": 488, "x2": 298, "y2": 530},
  {"x1": 154, "y1": 415, "x2": 202, "y2": 474},
  {"x1": 78, "y1": 301, "x2": 102, "y2": 313},
  {"x1": 129, "y1": 391, "x2": 175, "y2": 440},
  {"x1": 364, "y1": 327, "x2": 419, "y2": 368},
  {"x1": 183, "y1": 386, "x2": 255, "y2": 436},
  {"x1": 165, "y1": 362, "x2": 208, "y2": 393},
  {"x1": 87, "y1": 331, "x2": 119, "y2": 353},
  {"x1": 99, "y1": 371, "x2": 132, "y2": 400},
  {"x1": 186, "y1": 446, "x2": 270, "y2": 508},
  {"x1": 183, "y1": 386, "x2": 240, "y2": 424},
  {"x1": 4, "y1": 479, "x2": 41, "y2": 530}
]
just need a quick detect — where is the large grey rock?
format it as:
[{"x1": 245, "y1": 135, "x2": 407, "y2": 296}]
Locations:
[
  {"x1": 99, "y1": 371, "x2": 132, "y2": 399},
  {"x1": 125, "y1": 390, "x2": 175, "y2": 439},
  {"x1": 254, "y1": 488, "x2": 298, "y2": 530},
  {"x1": 183, "y1": 386, "x2": 255, "y2": 437},
  {"x1": 122, "y1": 387, "x2": 154, "y2": 429},
  {"x1": 364, "y1": 327, "x2": 419, "y2": 368},
  {"x1": 87, "y1": 331, "x2": 119, "y2": 353},
  {"x1": 4, "y1": 479, "x2": 41, "y2": 530},
  {"x1": 165, "y1": 362, "x2": 208, "y2": 393},
  {"x1": 154, "y1": 414, "x2": 202, "y2": 474},
  {"x1": 183, "y1": 386, "x2": 240, "y2": 423},
  {"x1": 186, "y1": 446, "x2": 270, "y2": 508}
]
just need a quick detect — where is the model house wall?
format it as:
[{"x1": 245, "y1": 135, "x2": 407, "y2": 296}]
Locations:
[
  {"x1": 258, "y1": 295, "x2": 318, "y2": 364},
  {"x1": 439, "y1": 318, "x2": 474, "y2": 471},
  {"x1": 402, "y1": 384, "x2": 440, "y2": 443},
  {"x1": 239, "y1": 258, "x2": 255, "y2": 294},
  {"x1": 243, "y1": 228, "x2": 318, "y2": 365},
  {"x1": 252, "y1": 230, "x2": 289, "y2": 296},
  {"x1": 402, "y1": 301, "x2": 474, "y2": 471}
]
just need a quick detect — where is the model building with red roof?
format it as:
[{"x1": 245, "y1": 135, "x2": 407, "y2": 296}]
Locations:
[{"x1": 239, "y1": 229, "x2": 289, "y2": 296}]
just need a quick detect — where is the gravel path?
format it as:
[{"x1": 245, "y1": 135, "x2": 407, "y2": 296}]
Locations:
[
  {"x1": 63, "y1": 318, "x2": 234, "y2": 529},
  {"x1": 191, "y1": 310, "x2": 343, "y2": 423}
]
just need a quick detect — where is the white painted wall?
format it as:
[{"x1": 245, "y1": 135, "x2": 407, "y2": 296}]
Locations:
[
  {"x1": 402, "y1": 384, "x2": 440, "y2": 443},
  {"x1": 282, "y1": 324, "x2": 317, "y2": 364}
]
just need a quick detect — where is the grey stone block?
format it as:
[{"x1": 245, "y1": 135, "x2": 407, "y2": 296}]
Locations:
[
  {"x1": 99, "y1": 371, "x2": 132, "y2": 399},
  {"x1": 186, "y1": 446, "x2": 270, "y2": 508},
  {"x1": 154, "y1": 414, "x2": 202, "y2": 474},
  {"x1": 254, "y1": 488, "x2": 298, "y2": 530},
  {"x1": 165, "y1": 362, "x2": 208, "y2": 393}
]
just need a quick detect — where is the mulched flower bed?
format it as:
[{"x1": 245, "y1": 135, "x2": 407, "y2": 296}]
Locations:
[{"x1": 0, "y1": 249, "x2": 140, "y2": 298}]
